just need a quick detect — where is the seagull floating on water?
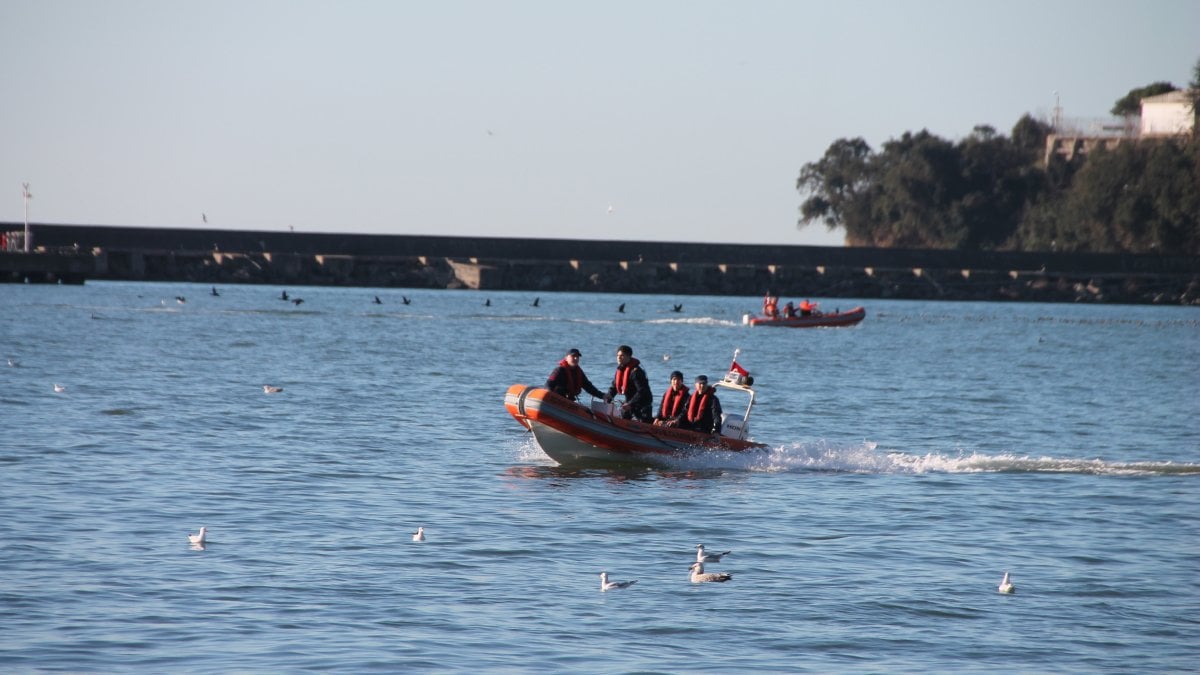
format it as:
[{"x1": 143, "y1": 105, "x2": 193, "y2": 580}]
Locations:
[
  {"x1": 689, "y1": 561, "x2": 733, "y2": 583},
  {"x1": 617, "y1": 303, "x2": 625, "y2": 313},
  {"x1": 175, "y1": 296, "x2": 186, "y2": 304},
  {"x1": 402, "y1": 296, "x2": 412, "y2": 305},
  {"x1": 188, "y1": 526, "x2": 207, "y2": 545},
  {"x1": 696, "y1": 544, "x2": 731, "y2": 562},
  {"x1": 292, "y1": 298, "x2": 304, "y2": 306},
  {"x1": 211, "y1": 287, "x2": 220, "y2": 297},
  {"x1": 263, "y1": 385, "x2": 283, "y2": 394},
  {"x1": 998, "y1": 571, "x2": 1015, "y2": 594},
  {"x1": 672, "y1": 303, "x2": 683, "y2": 313},
  {"x1": 531, "y1": 297, "x2": 540, "y2": 307},
  {"x1": 600, "y1": 572, "x2": 637, "y2": 591},
  {"x1": 281, "y1": 290, "x2": 289, "y2": 301},
  {"x1": 7, "y1": 358, "x2": 19, "y2": 367},
  {"x1": 412, "y1": 527, "x2": 425, "y2": 542},
  {"x1": 53, "y1": 383, "x2": 67, "y2": 393},
  {"x1": 374, "y1": 296, "x2": 382, "y2": 304}
]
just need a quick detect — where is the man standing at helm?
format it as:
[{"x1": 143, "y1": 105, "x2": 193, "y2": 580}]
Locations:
[
  {"x1": 604, "y1": 345, "x2": 653, "y2": 422},
  {"x1": 546, "y1": 348, "x2": 605, "y2": 402}
]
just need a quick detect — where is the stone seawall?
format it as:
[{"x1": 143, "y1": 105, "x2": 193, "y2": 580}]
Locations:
[{"x1": 5, "y1": 223, "x2": 1199, "y2": 305}]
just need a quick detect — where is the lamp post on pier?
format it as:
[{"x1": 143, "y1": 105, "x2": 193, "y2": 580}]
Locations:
[{"x1": 22, "y1": 182, "x2": 32, "y2": 253}]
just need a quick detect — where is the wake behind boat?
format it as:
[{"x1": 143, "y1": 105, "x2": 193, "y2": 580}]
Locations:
[{"x1": 505, "y1": 365, "x2": 767, "y2": 466}]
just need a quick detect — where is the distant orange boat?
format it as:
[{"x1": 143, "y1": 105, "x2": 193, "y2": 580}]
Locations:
[{"x1": 743, "y1": 306, "x2": 866, "y2": 328}]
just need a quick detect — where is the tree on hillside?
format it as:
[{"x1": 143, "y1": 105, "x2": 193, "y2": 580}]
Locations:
[
  {"x1": 796, "y1": 137, "x2": 876, "y2": 245},
  {"x1": 797, "y1": 126, "x2": 1043, "y2": 249},
  {"x1": 1010, "y1": 114, "x2": 1054, "y2": 158},
  {"x1": 1110, "y1": 81, "x2": 1177, "y2": 117},
  {"x1": 1043, "y1": 137, "x2": 1199, "y2": 254}
]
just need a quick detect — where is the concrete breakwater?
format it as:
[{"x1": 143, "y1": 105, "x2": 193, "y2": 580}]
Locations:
[{"x1": 4, "y1": 223, "x2": 1199, "y2": 305}]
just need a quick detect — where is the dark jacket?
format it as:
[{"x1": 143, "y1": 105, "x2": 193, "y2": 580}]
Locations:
[
  {"x1": 608, "y1": 357, "x2": 653, "y2": 422},
  {"x1": 546, "y1": 360, "x2": 605, "y2": 401},
  {"x1": 684, "y1": 389, "x2": 723, "y2": 435}
]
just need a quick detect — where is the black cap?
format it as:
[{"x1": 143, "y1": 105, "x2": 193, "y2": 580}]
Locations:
[
  {"x1": 670, "y1": 370, "x2": 683, "y2": 380},
  {"x1": 567, "y1": 348, "x2": 582, "y2": 357},
  {"x1": 695, "y1": 374, "x2": 708, "y2": 384}
]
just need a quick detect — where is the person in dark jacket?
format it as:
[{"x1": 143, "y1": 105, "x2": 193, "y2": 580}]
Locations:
[
  {"x1": 604, "y1": 345, "x2": 653, "y2": 422},
  {"x1": 683, "y1": 374, "x2": 723, "y2": 435},
  {"x1": 654, "y1": 371, "x2": 690, "y2": 428},
  {"x1": 546, "y1": 348, "x2": 605, "y2": 402}
]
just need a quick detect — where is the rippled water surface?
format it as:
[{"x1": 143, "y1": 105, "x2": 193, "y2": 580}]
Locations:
[{"x1": 2, "y1": 282, "x2": 1198, "y2": 672}]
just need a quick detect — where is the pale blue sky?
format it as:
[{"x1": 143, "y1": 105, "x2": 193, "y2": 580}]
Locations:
[{"x1": 2, "y1": 0, "x2": 1196, "y2": 246}]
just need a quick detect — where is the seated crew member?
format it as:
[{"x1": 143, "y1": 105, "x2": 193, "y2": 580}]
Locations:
[
  {"x1": 653, "y1": 371, "x2": 690, "y2": 427},
  {"x1": 799, "y1": 299, "x2": 817, "y2": 316},
  {"x1": 604, "y1": 344, "x2": 653, "y2": 422},
  {"x1": 545, "y1": 348, "x2": 605, "y2": 402},
  {"x1": 683, "y1": 374, "x2": 723, "y2": 435},
  {"x1": 781, "y1": 301, "x2": 796, "y2": 318}
]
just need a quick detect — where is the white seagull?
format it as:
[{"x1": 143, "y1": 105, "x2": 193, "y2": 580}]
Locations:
[
  {"x1": 600, "y1": 572, "x2": 637, "y2": 591},
  {"x1": 412, "y1": 527, "x2": 425, "y2": 542},
  {"x1": 998, "y1": 571, "x2": 1015, "y2": 594},
  {"x1": 53, "y1": 383, "x2": 67, "y2": 393},
  {"x1": 188, "y1": 526, "x2": 207, "y2": 545},
  {"x1": 696, "y1": 544, "x2": 731, "y2": 562},
  {"x1": 263, "y1": 385, "x2": 283, "y2": 394},
  {"x1": 689, "y1": 561, "x2": 733, "y2": 583}
]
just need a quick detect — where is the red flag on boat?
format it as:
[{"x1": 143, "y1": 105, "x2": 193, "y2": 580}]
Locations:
[{"x1": 729, "y1": 361, "x2": 749, "y2": 377}]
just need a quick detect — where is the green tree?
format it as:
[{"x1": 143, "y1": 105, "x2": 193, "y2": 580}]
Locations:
[
  {"x1": 1050, "y1": 137, "x2": 1199, "y2": 253},
  {"x1": 1110, "y1": 81, "x2": 1177, "y2": 117},
  {"x1": 796, "y1": 137, "x2": 875, "y2": 244},
  {"x1": 1010, "y1": 114, "x2": 1054, "y2": 158}
]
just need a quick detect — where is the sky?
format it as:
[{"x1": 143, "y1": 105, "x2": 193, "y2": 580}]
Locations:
[{"x1": 1, "y1": 1, "x2": 1197, "y2": 247}]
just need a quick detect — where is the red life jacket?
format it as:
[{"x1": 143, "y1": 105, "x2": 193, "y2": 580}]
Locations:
[
  {"x1": 687, "y1": 390, "x2": 713, "y2": 424},
  {"x1": 660, "y1": 386, "x2": 689, "y2": 418},
  {"x1": 557, "y1": 359, "x2": 582, "y2": 396},
  {"x1": 614, "y1": 357, "x2": 641, "y2": 395}
]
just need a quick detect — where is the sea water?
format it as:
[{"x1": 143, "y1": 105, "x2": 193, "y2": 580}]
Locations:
[{"x1": 1, "y1": 281, "x2": 1197, "y2": 672}]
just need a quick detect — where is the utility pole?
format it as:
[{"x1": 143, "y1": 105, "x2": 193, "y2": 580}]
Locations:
[{"x1": 22, "y1": 182, "x2": 32, "y2": 253}]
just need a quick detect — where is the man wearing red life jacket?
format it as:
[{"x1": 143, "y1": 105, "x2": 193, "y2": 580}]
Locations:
[
  {"x1": 763, "y1": 292, "x2": 779, "y2": 318},
  {"x1": 604, "y1": 345, "x2": 653, "y2": 422},
  {"x1": 799, "y1": 299, "x2": 817, "y2": 316},
  {"x1": 684, "y1": 374, "x2": 723, "y2": 435},
  {"x1": 545, "y1": 348, "x2": 605, "y2": 402},
  {"x1": 653, "y1": 371, "x2": 690, "y2": 428}
]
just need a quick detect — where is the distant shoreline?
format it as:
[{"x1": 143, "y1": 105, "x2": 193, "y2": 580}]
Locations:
[{"x1": 4, "y1": 223, "x2": 1199, "y2": 305}]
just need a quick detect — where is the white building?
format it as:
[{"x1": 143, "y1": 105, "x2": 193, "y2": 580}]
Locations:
[{"x1": 1139, "y1": 90, "x2": 1195, "y2": 136}]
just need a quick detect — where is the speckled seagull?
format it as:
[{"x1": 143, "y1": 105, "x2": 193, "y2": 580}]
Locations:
[{"x1": 689, "y1": 561, "x2": 733, "y2": 583}]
